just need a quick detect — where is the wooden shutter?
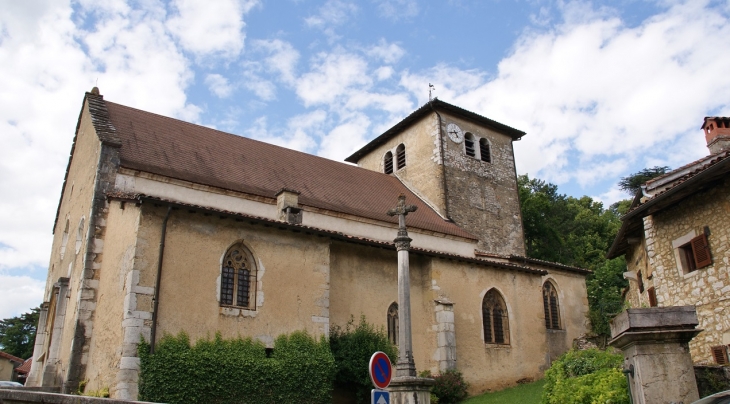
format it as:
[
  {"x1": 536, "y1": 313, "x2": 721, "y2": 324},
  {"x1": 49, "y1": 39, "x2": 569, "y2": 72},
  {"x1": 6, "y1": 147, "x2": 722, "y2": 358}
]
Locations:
[
  {"x1": 647, "y1": 287, "x2": 657, "y2": 307},
  {"x1": 690, "y1": 234, "x2": 712, "y2": 268},
  {"x1": 711, "y1": 345, "x2": 729, "y2": 365}
]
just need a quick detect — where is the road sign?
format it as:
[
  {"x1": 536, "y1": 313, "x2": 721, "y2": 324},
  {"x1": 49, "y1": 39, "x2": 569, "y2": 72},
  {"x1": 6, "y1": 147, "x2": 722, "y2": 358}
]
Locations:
[
  {"x1": 369, "y1": 351, "x2": 393, "y2": 389},
  {"x1": 372, "y1": 389, "x2": 390, "y2": 404}
]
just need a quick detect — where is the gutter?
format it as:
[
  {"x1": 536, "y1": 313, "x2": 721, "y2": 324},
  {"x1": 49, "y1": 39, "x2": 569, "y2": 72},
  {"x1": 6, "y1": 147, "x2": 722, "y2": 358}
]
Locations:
[{"x1": 149, "y1": 205, "x2": 172, "y2": 354}]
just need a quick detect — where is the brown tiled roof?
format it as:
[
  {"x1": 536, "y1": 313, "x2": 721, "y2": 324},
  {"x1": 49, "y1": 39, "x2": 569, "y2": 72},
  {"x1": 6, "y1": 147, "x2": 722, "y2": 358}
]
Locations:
[
  {"x1": 15, "y1": 358, "x2": 31, "y2": 375},
  {"x1": 0, "y1": 351, "x2": 24, "y2": 364},
  {"x1": 98, "y1": 95, "x2": 475, "y2": 240},
  {"x1": 345, "y1": 98, "x2": 526, "y2": 163},
  {"x1": 109, "y1": 193, "x2": 544, "y2": 275}
]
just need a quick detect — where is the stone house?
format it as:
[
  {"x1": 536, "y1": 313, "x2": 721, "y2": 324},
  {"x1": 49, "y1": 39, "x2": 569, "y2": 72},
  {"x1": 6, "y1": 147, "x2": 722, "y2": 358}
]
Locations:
[
  {"x1": 0, "y1": 351, "x2": 24, "y2": 382},
  {"x1": 26, "y1": 89, "x2": 590, "y2": 399},
  {"x1": 608, "y1": 116, "x2": 730, "y2": 365}
]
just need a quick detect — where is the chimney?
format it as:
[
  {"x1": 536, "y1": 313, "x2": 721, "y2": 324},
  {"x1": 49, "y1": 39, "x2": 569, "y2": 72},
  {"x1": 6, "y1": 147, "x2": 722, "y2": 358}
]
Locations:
[
  {"x1": 702, "y1": 117, "x2": 730, "y2": 154},
  {"x1": 275, "y1": 188, "x2": 302, "y2": 224}
]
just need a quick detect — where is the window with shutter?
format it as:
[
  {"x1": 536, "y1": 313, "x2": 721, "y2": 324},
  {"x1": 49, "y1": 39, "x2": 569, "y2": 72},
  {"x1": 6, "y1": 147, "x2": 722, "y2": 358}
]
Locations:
[
  {"x1": 482, "y1": 289, "x2": 510, "y2": 344},
  {"x1": 711, "y1": 345, "x2": 729, "y2": 365},
  {"x1": 464, "y1": 133, "x2": 476, "y2": 158},
  {"x1": 690, "y1": 234, "x2": 712, "y2": 268},
  {"x1": 396, "y1": 144, "x2": 406, "y2": 169},
  {"x1": 647, "y1": 287, "x2": 657, "y2": 307},
  {"x1": 384, "y1": 151, "x2": 393, "y2": 174},
  {"x1": 479, "y1": 138, "x2": 491, "y2": 162}
]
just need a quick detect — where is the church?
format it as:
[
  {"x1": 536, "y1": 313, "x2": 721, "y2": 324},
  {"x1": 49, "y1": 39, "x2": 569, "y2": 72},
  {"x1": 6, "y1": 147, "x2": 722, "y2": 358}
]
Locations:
[{"x1": 26, "y1": 88, "x2": 590, "y2": 400}]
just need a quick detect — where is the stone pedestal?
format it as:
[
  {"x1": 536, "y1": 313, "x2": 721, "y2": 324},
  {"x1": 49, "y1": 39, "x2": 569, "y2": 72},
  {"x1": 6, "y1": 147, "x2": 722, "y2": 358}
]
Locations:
[
  {"x1": 609, "y1": 306, "x2": 702, "y2": 404},
  {"x1": 389, "y1": 376, "x2": 435, "y2": 404}
]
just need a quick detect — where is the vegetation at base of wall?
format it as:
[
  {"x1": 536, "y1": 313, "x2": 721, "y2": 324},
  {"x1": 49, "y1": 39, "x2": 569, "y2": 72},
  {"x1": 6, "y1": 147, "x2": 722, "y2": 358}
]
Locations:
[
  {"x1": 518, "y1": 175, "x2": 628, "y2": 338},
  {"x1": 462, "y1": 379, "x2": 545, "y2": 404},
  {"x1": 329, "y1": 316, "x2": 397, "y2": 404},
  {"x1": 0, "y1": 307, "x2": 40, "y2": 359},
  {"x1": 420, "y1": 369, "x2": 469, "y2": 404},
  {"x1": 138, "y1": 331, "x2": 335, "y2": 404},
  {"x1": 541, "y1": 348, "x2": 628, "y2": 404},
  {"x1": 695, "y1": 366, "x2": 730, "y2": 398}
]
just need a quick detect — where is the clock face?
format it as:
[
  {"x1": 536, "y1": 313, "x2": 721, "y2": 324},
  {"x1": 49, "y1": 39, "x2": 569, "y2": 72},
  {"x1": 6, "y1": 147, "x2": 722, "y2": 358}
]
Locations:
[{"x1": 446, "y1": 123, "x2": 464, "y2": 143}]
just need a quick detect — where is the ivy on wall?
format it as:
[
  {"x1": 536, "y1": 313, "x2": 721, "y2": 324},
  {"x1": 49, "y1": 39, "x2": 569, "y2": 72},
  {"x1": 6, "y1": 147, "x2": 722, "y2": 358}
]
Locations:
[{"x1": 138, "y1": 331, "x2": 335, "y2": 404}]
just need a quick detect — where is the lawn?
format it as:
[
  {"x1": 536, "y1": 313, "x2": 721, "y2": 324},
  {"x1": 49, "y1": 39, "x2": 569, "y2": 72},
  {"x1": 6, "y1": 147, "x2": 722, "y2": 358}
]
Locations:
[{"x1": 461, "y1": 379, "x2": 545, "y2": 404}]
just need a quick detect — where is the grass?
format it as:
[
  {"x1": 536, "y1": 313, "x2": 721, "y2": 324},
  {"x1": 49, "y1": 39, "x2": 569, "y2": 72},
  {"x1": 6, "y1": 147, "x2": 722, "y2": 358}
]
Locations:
[{"x1": 461, "y1": 379, "x2": 545, "y2": 404}]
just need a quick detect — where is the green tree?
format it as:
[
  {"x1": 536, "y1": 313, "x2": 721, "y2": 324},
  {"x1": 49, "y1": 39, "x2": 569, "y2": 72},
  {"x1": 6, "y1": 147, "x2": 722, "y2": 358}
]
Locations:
[
  {"x1": 617, "y1": 166, "x2": 670, "y2": 196},
  {"x1": 0, "y1": 307, "x2": 40, "y2": 359}
]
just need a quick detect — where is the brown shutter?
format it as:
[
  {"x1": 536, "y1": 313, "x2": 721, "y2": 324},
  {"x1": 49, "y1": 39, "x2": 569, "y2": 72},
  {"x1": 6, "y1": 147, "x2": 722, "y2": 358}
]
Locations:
[
  {"x1": 647, "y1": 287, "x2": 657, "y2": 307},
  {"x1": 691, "y1": 234, "x2": 712, "y2": 268},
  {"x1": 711, "y1": 345, "x2": 729, "y2": 365}
]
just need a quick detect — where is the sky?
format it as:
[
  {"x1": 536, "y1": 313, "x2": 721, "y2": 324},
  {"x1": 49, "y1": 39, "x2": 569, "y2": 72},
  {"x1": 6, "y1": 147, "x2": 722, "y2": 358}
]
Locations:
[{"x1": 1, "y1": 0, "x2": 729, "y2": 319}]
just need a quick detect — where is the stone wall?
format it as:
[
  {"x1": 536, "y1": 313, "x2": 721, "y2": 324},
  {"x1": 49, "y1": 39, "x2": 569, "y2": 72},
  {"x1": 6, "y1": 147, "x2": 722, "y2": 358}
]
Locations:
[{"x1": 626, "y1": 177, "x2": 730, "y2": 363}]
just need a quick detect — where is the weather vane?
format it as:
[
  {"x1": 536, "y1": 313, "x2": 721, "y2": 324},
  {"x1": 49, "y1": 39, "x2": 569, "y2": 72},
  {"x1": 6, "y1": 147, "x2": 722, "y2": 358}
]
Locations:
[{"x1": 429, "y1": 83, "x2": 435, "y2": 101}]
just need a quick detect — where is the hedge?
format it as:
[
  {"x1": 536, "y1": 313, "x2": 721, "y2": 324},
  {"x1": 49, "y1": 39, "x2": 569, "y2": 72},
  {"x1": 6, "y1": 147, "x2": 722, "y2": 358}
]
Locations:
[
  {"x1": 542, "y1": 348, "x2": 628, "y2": 404},
  {"x1": 138, "y1": 331, "x2": 335, "y2": 404}
]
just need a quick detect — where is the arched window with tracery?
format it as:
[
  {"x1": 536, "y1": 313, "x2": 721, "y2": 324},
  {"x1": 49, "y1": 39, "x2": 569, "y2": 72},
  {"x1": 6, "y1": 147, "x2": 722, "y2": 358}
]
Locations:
[
  {"x1": 543, "y1": 281, "x2": 561, "y2": 329},
  {"x1": 384, "y1": 151, "x2": 394, "y2": 174},
  {"x1": 464, "y1": 133, "x2": 476, "y2": 158},
  {"x1": 387, "y1": 302, "x2": 399, "y2": 345},
  {"x1": 220, "y1": 243, "x2": 257, "y2": 309},
  {"x1": 479, "y1": 138, "x2": 491, "y2": 163},
  {"x1": 482, "y1": 289, "x2": 509, "y2": 344},
  {"x1": 396, "y1": 144, "x2": 406, "y2": 169}
]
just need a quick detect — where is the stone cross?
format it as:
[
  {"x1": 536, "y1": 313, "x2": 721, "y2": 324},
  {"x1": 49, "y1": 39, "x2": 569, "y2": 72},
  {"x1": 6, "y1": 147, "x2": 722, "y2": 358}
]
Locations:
[{"x1": 387, "y1": 194, "x2": 418, "y2": 377}]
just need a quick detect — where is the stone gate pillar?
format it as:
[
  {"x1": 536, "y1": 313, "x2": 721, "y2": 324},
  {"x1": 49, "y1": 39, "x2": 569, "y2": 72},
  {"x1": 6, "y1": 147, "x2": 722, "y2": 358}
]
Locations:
[{"x1": 609, "y1": 307, "x2": 701, "y2": 404}]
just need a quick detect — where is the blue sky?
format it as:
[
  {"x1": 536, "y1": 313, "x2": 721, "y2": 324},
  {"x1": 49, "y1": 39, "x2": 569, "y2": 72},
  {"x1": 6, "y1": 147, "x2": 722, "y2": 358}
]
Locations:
[{"x1": 1, "y1": 0, "x2": 729, "y2": 318}]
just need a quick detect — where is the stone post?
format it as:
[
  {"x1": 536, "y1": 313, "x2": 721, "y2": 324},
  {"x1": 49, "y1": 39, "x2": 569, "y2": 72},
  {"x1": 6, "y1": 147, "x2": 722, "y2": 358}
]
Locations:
[
  {"x1": 609, "y1": 306, "x2": 701, "y2": 404},
  {"x1": 387, "y1": 195, "x2": 434, "y2": 404},
  {"x1": 42, "y1": 278, "x2": 70, "y2": 388}
]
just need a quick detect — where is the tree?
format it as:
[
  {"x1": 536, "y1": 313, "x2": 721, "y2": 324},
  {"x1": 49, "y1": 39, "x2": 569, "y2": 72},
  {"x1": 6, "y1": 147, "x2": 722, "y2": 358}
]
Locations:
[
  {"x1": 0, "y1": 307, "x2": 40, "y2": 359},
  {"x1": 617, "y1": 166, "x2": 670, "y2": 196}
]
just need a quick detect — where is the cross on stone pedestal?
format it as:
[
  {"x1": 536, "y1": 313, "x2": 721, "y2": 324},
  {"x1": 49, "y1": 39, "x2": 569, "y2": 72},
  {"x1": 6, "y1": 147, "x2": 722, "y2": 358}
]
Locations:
[{"x1": 387, "y1": 194, "x2": 418, "y2": 378}]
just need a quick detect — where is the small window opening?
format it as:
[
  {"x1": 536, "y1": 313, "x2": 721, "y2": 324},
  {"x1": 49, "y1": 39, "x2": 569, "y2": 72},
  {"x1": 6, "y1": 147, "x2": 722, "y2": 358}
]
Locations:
[
  {"x1": 396, "y1": 144, "x2": 406, "y2": 169},
  {"x1": 464, "y1": 133, "x2": 475, "y2": 158},
  {"x1": 384, "y1": 152, "x2": 393, "y2": 174},
  {"x1": 678, "y1": 233, "x2": 712, "y2": 274},
  {"x1": 647, "y1": 287, "x2": 657, "y2": 307},
  {"x1": 75, "y1": 218, "x2": 85, "y2": 255},
  {"x1": 479, "y1": 138, "x2": 491, "y2": 162},
  {"x1": 60, "y1": 219, "x2": 69, "y2": 260},
  {"x1": 387, "y1": 302, "x2": 399, "y2": 345}
]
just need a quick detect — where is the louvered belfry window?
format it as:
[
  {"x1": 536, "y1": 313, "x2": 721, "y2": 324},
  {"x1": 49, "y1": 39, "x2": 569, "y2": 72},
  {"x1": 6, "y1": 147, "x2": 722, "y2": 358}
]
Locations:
[
  {"x1": 479, "y1": 138, "x2": 491, "y2": 162},
  {"x1": 465, "y1": 133, "x2": 476, "y2": 158},
  {"x1": 396, "y1": 144, "x2": 406, "y2": 169},
  {"x1": 220, "y1": 243, "x2": 256, "y2": 309},
  {"x1": 543, "y1": 282, "x2": 561, "y2": 330},
  {"x1": 387, "y1": 302, "x2": 399, "y2": 345},
  {"x1": 384, "y1": 151, "x2": 394, "y2": 174},
  {"x1": 482, "y1": 289, "x2": 509, "y2": 344}
]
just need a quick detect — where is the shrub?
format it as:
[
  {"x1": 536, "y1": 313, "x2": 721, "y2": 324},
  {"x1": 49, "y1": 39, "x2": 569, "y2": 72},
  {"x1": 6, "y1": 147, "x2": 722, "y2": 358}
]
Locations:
[
  {"x1": 329, "y1": 316, "x2": 397, "y2": 404},
  {"x1": 542, "y1": 348, "x2": 629, "y2": 404},
  {"x1": 422, "y1": 369, "x2": 469, "y2": 404},
  {"x1": 138, "y1": 331, "x2": 334, "y2": 404}
]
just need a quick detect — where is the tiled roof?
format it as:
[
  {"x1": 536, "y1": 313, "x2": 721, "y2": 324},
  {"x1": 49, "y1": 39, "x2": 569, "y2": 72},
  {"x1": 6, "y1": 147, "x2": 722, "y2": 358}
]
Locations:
[
  {"x1": 98, "y1": 95, "x2": 475, "y2": 240},
  {"x1": 345, "y1": 98, "x2": 526, "y2": 163},
  {"x1": 110, "y1": 193, "x2": 545, "y2": 275},
  {"x1": 0, "y1": 351, "x2": 24, "y2": 364},
  {"x1": 15, "y1": 358, "x2": 31, "y2": 374}
]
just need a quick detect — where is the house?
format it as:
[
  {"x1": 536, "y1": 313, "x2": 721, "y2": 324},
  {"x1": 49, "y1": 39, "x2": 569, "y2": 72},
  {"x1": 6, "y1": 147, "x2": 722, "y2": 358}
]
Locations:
[
  {"x1": 608, "y1": 116, "x2": 730, "y2": 365},
  {"x1": 0, "y1": 351, "x2": 24, "y2": 382},
  {"x1": 25, "y1": 88, "x2": 590, "y2": 399}
]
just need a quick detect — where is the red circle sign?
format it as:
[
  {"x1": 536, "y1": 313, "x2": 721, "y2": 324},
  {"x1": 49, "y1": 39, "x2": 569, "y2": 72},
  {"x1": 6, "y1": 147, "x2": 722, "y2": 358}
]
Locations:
[{"x1": 369, "y1": 351, "x2": 393, "y2": 389}]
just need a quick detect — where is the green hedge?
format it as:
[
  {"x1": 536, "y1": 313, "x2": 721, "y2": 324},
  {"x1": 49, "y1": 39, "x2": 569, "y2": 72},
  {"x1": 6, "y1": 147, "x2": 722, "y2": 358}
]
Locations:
[
  {"x1": 329, "y1": 316, "x2": 398, "y2": 404},
  {"x1": 138, "y1": 331, "x2": 335, "y2": 404},
  {"x1": 542, "y1": 349, "x2": 628, "y2": 404}
]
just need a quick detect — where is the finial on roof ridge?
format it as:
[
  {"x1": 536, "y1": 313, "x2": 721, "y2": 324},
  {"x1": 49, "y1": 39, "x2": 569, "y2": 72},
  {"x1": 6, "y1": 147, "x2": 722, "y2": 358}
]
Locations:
[{"x1": 90, "y1": 87, "x2": 100, "y2": 95}]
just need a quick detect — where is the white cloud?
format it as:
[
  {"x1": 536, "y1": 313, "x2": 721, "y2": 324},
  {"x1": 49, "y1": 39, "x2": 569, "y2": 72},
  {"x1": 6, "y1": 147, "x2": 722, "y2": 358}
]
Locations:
[
  {"x1": 366, "y1": 39, "x2": 405, "y2": 64},
  {"x1": 205, "y1": 73, "x2": 234, "y2": 98},
  {"x1": 318, "y1": 113, "x2": 371, "y2": 159},
  {"x1": 374, "y1": 66, "x2": 394, "y2": 81},
  {"x1": 0, "y1": 275, "x2": 44, "y2": 319},
  {"x1": 372, "y1": 0, "x2": 419, "y2": 21},
  {"x1": 252, "y1": 39, "x2": 300, "y2": 84},
  {"x1": 304, "y1": 0, "x2": 358, "y2": 28},
  {"x1": 241, "y1": 71, "x2": 277, "y2": 101},
  {"x1": 166, "y1": 0, "x2": 258, "y2": 58},
  {"x1": 244, "y1": 111, "x2": 326, "y2": 153},
  {"x1": 296, "y1": 51, "x2": 371, "y2": 106}
]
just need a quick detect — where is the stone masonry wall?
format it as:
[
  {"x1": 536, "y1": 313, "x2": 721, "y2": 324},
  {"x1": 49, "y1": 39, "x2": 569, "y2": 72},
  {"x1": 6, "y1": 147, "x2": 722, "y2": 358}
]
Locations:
[{"x1": 639, "y1": 177, "x2": 730, "y2": 363}]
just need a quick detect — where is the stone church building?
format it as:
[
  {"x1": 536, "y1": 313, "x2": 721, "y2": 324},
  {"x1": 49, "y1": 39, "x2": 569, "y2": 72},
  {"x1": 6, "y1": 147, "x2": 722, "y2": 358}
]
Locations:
[{"x1": 26, "y1": 89, "x2": 590, "y2": 399}]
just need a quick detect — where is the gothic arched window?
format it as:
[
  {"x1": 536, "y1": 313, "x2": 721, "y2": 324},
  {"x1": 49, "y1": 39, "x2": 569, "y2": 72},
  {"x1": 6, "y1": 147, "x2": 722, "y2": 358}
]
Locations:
[
  {"x1": 543, "y1": 281, "x2": 561, "y2": 329},
  {"x1": 479, "y1": 138, "x2": 491, "y2": 163},
  {"x1": 387, "y1": 302, "x2": 399, "y2": 345},
  {"x1": 482, "y1": 289, "x2": 509, "y2": 344},
  {"x1": 396, "y1": 144, "x2": 406, "y2": 169},
  {"x1": 464, "y1": 133, "x2": 476, "y2": 158},
  {"x1": 384, "y1": 151, "x2": 394, "y2": 174},
  {"x1": 220, "y1": 243, "x2": 257, "y2": 309}
]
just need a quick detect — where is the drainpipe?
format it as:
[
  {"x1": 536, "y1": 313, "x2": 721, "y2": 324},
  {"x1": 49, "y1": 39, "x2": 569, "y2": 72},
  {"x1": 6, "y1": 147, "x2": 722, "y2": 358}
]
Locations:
[
  {"x1": 429, "y1": 101, "x2": 451, "y2": 220},
  {"x1": 622, "y1": 364, "x2": 634, "y2": 404},
  {"x1": 150, "y1": 205, "x2": 172, "y2": 354}
]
